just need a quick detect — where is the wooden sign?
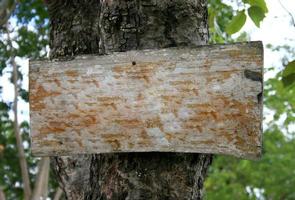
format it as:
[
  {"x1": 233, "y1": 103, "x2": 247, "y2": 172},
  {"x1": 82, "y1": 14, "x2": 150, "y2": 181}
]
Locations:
[{"x1": 30, "y1": 42, "x2": 263, "y2": 159}]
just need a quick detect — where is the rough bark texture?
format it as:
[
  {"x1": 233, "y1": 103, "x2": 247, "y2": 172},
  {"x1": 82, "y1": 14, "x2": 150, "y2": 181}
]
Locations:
[{"x1": 47, "y1": 0, "x2": 212, "y2": 199}]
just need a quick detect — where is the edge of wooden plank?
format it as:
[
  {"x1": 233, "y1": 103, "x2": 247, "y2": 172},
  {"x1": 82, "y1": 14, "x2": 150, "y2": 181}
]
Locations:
[
  {"x1": 31, "y1": 146, "x2": 262, "y2": 160},
  {"x1": 29, "y1": 41, "x2": 264, "y2": 160},
  {"x1": 29, "y1": 41, "x2": 263, "y2": 67}
]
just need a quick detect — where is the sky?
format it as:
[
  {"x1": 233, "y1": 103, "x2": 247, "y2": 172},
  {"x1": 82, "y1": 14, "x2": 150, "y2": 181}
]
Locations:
[
  {"x1": 235, "y1": 0, "x2": 295, "y2": 78},
  {"x1": 0, "y1": 0, "x2": 295, "y2": 124}
]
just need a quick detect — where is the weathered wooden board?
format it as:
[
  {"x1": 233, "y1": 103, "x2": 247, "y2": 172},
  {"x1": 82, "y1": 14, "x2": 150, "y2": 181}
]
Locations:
[{"x1": 30, "y1": 41, "x2": 263, "y2": 159}]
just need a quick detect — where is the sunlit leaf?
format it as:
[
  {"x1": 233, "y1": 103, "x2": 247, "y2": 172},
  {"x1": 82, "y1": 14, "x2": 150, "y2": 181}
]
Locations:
[
  {"x1": 248, "y1": 6, "x2": 266, "y2": 27},
  {"x1": 249, "y1": 0, "x2": 268, "y2": 13},
  {"x1": 225, "y1": 10, "x2": 247, "y2": 35},
  {"x1": 282, "y1": 60, "x2": 295, "y2": 77},
  {"x1": 282, "y1": 60, "x2": 295, "y2": 87}
]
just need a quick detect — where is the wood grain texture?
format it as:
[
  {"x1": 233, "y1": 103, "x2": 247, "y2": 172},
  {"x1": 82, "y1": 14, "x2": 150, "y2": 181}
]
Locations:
[{"x1": 30, "y1": 41, "x2": 263, "y2": 159}]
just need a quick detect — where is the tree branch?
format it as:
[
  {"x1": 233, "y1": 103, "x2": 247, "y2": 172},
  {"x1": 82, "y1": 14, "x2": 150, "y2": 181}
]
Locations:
[
  {"x1": 278, "y1": 0, "x2": 295, "y2": 28},
  {"x1": 0, "y1": 187, "x2": 6, "y2": 200},
  {"x1": 53, "y1": 187, "x2": 63, "y2": 200},
  {"x1": 5, "y1": 23, "x2": 32, "y2": 200},
  {"x1": 0, "y1": 0, "x2": 17, "y2": 28},
  {"x1": 31, "y1": 158, "x2": 50, "y2": 200}
]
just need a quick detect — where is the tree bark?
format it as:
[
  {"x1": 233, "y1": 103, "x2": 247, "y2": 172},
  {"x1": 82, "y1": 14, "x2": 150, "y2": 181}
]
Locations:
[{"x1": 47, "y1": 0, "x2": 212, "y2": 199}]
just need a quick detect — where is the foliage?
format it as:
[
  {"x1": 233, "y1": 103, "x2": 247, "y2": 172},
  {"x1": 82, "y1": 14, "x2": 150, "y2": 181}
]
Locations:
[
  {"x1": 205, "y1": 127, "x2": 295, "y2": 200},
  {"x1": 0, "y1": 0, "x2": 59, "y2": 199},
  {"x1": 208, "y1": 0, "x2": 234, "y2": 43},
  {"x1": 205, "y1": 1, "x2": 295, "y2": 199},
  {"x1": 225, "y1": 10, "x2": 247, "y2": 35},
  {"x1": 208, "y1": 0, "x2": 268, "y2": 36},
  {"x1": 282, "y1": 60, "x2": 295, "y2": 87},
  {"x1": 248, "y1": 6, "x2": 265, "y2": 27}
]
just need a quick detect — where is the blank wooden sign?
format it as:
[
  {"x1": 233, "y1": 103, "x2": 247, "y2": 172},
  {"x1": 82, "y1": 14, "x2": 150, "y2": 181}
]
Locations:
[{"x1": 30, "y1": 41, "x2": 263, "y2": 159}]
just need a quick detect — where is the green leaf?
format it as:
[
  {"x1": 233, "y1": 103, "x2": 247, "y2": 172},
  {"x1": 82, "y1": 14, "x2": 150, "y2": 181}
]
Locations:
[
  {"x1": 282, "y1": 60, "x2": 295, "y2": 77},
  {"x1": 208, "y1": 8, "x2": 216, "y2": 29},
  {"x1": 19, "y1": 88, "x2": 29, "y2": 102},
  {"x1": 248, "y1": 6, "x2": 266, "y2": 27},
  {"x1": 249, "y1": 0, "x2": 268, "y2": 13},
  {"x1": 0, "y1": 102, "x2": 9, "y2": 112},
  {"x1": 282, "y1": 60, "x2": 295, "y2": 87},
  {"x1": 225, "y1": 10, "x2": 247, "y2": 35}
]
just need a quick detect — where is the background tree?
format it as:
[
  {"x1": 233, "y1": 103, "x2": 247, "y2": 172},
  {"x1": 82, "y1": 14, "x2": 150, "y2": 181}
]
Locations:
[{"x1": 0, "y1": 1, "x2": 59, "y2": 199}]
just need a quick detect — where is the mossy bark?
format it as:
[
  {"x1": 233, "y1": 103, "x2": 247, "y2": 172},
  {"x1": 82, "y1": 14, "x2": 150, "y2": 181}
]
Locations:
[{"x1": 47, "y1": 0, "x2": 212, "y2": 199}]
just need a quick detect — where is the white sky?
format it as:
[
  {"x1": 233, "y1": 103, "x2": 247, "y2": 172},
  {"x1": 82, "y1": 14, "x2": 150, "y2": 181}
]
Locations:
[
  {"x1": 235, "y1": 0, "x2": 295, "y2": 78},
  {"x1": 0, "y1": 0, "x2": 294, "y2": 124}
]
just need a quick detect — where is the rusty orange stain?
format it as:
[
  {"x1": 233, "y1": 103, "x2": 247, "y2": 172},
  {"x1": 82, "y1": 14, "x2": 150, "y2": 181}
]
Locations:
[
  {"x1": 31, "y1": 102, "x2": 46, "y2": 111},
  {"x1": 227, "y1": 49, "x2": 241, "y2": 58},
  {"x1": 195, "y1": 125, "x2": 203, "y2": 133},
  {"x1": 206, "y1": 70, "x2": 237, "y2": 83},
  {"x1": 65, "y1": 70, "x2": 79, "y2": 77},
  {"x1": 30, "y1": 43, "x2": 263, "y2": 158},
  {"x1": 40, "y1": 140, "x2": 62, "y2": 147},
  {"x1": 101, "y1": 133, "x2": 129, "y2": 150},
  {"x1": 97, "y1": 96, "x2": 122, "y2": 102},
  {"x1": 137, "y1": 93, "x2": 144, "y2": 101},
  {"x1": 145, "y1": 116, "x2": 164, "y2": 132},
  {"x1": 170, "y1": 80, "x2": 194, "y2": 85},
  {"x1": 114, "y1": 119, "x2": 141, "y2": 128},
  {"x1": 203, "y1": 59, "x2": 212, "y2": 68},
  {"x1": 161, "y1": 95, "x2": 182, "y2": 105},
  {"x1": 84, "y1": 80, "x2": 100, "y2": 87},
  {"x1": 40, "y1": 124, "x2": 66, "y2": 134},
  {"x1": 96, "y1": 96, "x2": 123, "y2": 110},
  {"x1": 161, "y1": 107, "x2": 179, "y2": 117},
  {"x1": 181, "y1": 94, "x2": 258, "y2": 146},
  {"x1": 112, "y1": 62, "x2": 163, "y2": 83},
  {"x1": 234, "y1": 135, "x2": 247, "y2": 150},
  {"x1": 203, "y1": 140, "x2": 215, "y2": 145},
  {"x1": 46, "y1": 79, "x2": 61, "y2": 87},
  {"x1": 193, "y1": 88, "x2": 199, "y2": 95},
  {"x1": 219, "y1": 130, "x2": 234, "y2": 143},
  {"x1": 186, "y1": 103, "x2": 211, "y2": 110},
  {"x1": 165, "y1": 132, "x2": 173, "y2": 142},
  {"x1": 80, "y1": 115, "x2": 97, "y2": 125},
  {"x1": 30, "y1": 84, "x2": 61, "y2": 111},
  {"x1": 67, "y1": 113, "x2": 81, "y2": 120},
  {"x1": 222, "y1": 71, "x2": 234, "y2": 80},
  {"x1": 101, "y1": 102, "x2": 117, "y2": 110},
  {"x1": 76, "y1": 139, "x2": 84, "y2": 148},
  {"x1": 138, "y1": 129, "x2": 152, "y2": 147},
  {"x1": 68, "y1": 79, "x2": 77, "y2": 83},
  {"x1": 53, "y1": 79, "x2": 61, "y2": 87}
]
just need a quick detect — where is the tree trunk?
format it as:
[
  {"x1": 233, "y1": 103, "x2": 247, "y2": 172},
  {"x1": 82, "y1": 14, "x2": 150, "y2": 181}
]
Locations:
[{"x1": 47, "y1": 0, "x2": 212, "y2": 199}]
